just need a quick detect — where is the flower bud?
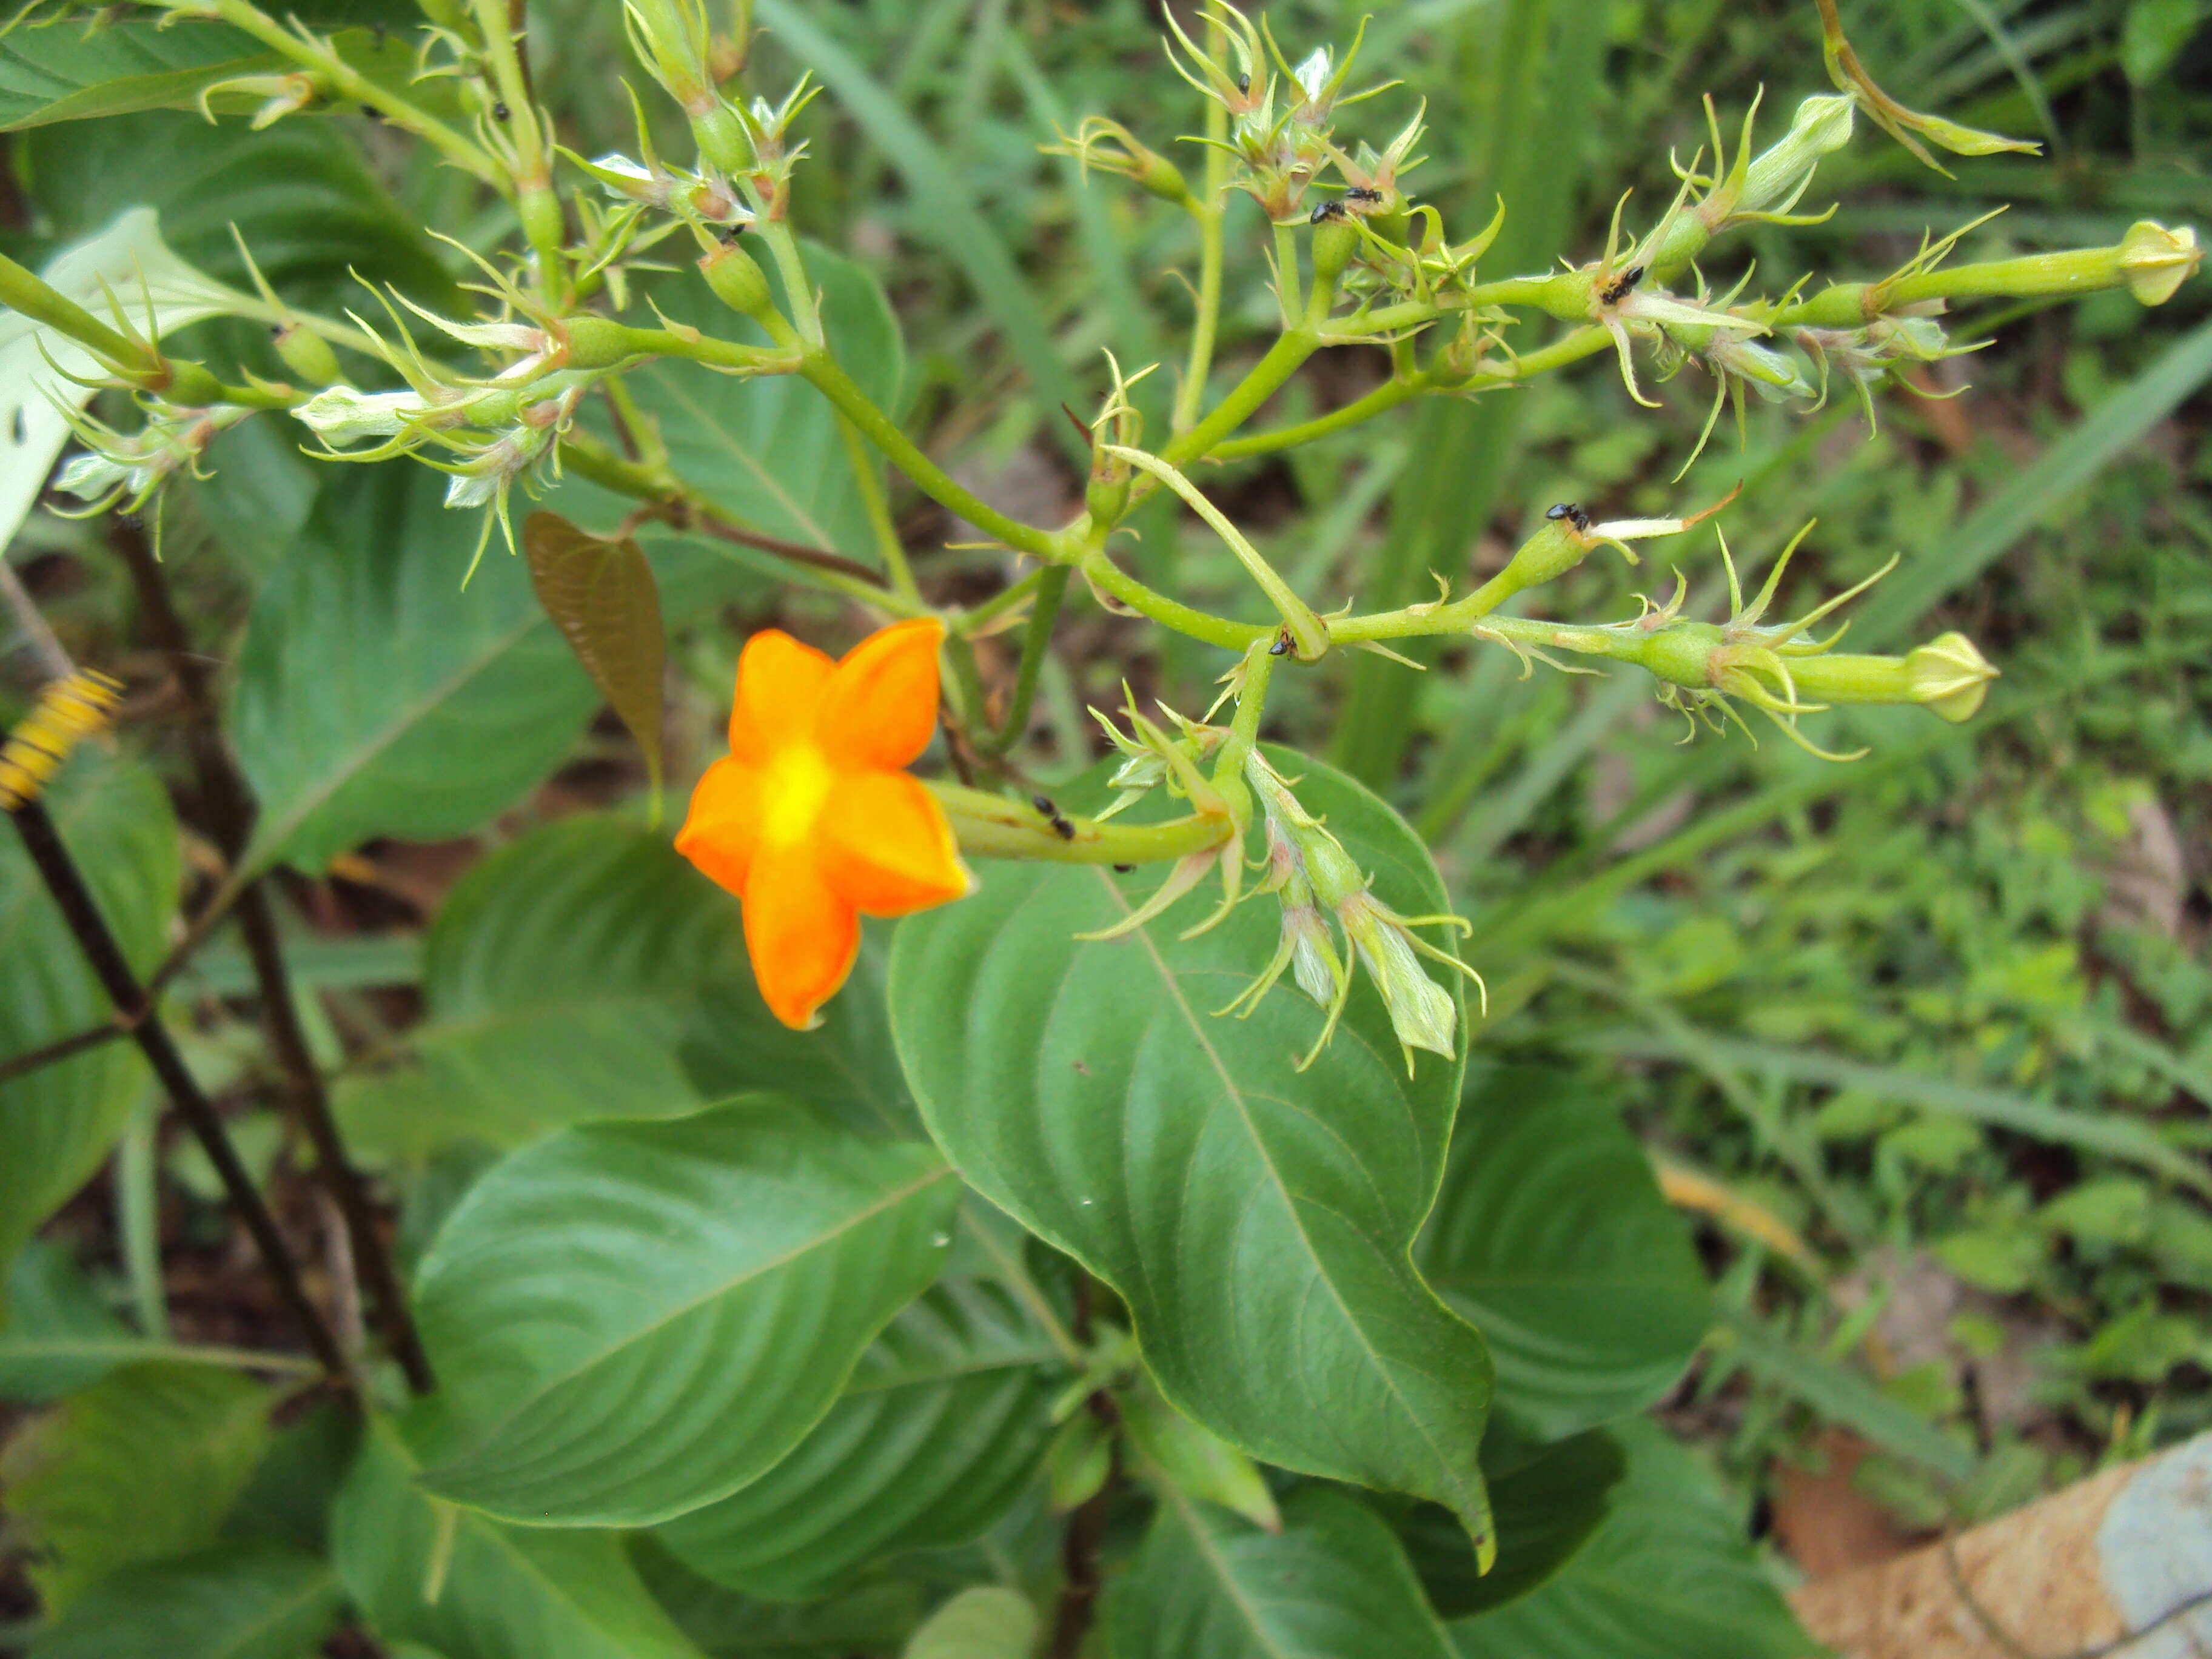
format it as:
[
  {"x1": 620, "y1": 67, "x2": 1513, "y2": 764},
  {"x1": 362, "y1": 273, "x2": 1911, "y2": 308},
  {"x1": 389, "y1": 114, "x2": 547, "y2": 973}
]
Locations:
[
  {"x1": 697, "y1": 238, "x2": 773, "y2": 319},
  {"x1": 1309, "y1": 213, "x2": 1359, "y2": 292},
  {"x1": 1337, "y1": 892, "x2": 1457, "y2": 1064},
  {"x1": 295, "y1": 386, "x2": 427, "y2": 445},
  {"x1": 1905, "y1": 631, "x2": 1997, "y2": 722},
  {"x1": 272, "y1": 322, "x2": 342, "y2": 388},
  {"x1": 565, "y1": 315, "x2": 640, "y2": 370},
  {"x1": 2119, "y1": 220, "x2": 2202, "y2": 307},
  {"x1": 1741, "y1": 95, "x2": 1854, "y2": 216}
]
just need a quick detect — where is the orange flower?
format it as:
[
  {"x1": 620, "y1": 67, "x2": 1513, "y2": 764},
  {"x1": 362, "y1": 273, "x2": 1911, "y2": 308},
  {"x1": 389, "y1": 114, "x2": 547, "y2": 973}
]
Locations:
[{"x1": 676, "y1": 617, "x2": 970, "y2": 1029}]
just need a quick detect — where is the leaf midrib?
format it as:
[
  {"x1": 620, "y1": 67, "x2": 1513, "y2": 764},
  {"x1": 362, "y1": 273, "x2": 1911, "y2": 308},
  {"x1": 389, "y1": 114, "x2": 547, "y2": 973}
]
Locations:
[
  {"x1": 1101, "y1": 868, "x2": 1484, "y2": 1525},
  {"x1": 437, "y1": 1161, "x2": 955, "y2": 1455}
]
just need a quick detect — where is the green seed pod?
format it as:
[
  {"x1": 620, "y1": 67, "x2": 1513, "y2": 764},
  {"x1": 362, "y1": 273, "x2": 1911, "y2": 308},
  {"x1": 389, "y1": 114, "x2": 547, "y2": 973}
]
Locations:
[
  {"x1": 697, "y1": 238, "x2": 773, "y2": 320},
  {"x1": 564, "y1": 316, "x2": 637, "y2": 370},
  {"x1": 271, "y1": 323, "x2": 341, "y2": 388},
  {"x1": 1905, "y1": 631, "x2": 1997, "y2": 722},
  {"x1": 2119, "y1": 221, "x2": 2202, "y2": 307},
  {"x1": 1309, "y1": 215, "x2": 1359, "y2": 292},
  {"x1": 690, "y1": 104, "x2": 754, "y2": 176}
]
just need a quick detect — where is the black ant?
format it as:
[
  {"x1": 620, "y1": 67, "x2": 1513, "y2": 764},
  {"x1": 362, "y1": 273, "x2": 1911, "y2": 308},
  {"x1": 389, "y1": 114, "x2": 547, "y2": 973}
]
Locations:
[
  {"x1": 1236, "y1": 72, "x2": 1250, "y2": 94},
  {"x1": 1268, "y1": 628, "x2": 1296, "y2": 655},
  {"x1": 717, "y1": 222, "x2": 747, "y2": 243},
  {"x1": 1113, "y1": 863, "x2": 1134, "y2": 873},
  {"x1": 491, "y1": 99, "x2": 511, "y2": 120},
  {"x1": 1598, "y1": 264, "x2": 1644, "y2": 306},
  {"x1": 1033, "y1": 794, "x2": 1076, "y2": 841},
  {"x1": 1309, "y1": 200, "x2": 1345, "y2": 224},
  {"x1": 1546, "y1": 502, "x2": 1592, "y2": 532},
  {"x1": 1344, "y1": 185, "x2": 1384, "y2": 205}
]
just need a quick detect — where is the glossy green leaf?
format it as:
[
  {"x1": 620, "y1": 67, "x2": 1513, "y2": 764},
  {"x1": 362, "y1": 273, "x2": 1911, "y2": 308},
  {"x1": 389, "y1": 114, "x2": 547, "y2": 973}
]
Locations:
[
  {"x1": 26, "y1": 1543, "x2": 341, "y2": 1659},
  {"x1": 0, "y1": 16, "x2": 280, "y2": 129},
  {"x1": 1416, "y1": 1065, "x2": 1712, "y2": 1441},
  {"x1": 333, "y1": 1416, "x2": 709, "y2": 1659},
  {"x1": 0, "y1": 1361, "x2": 272, "y2": 1612},
  {"x1": 1105, "y1": 1487, "x2": 1457, "y2": 1659},
  {"x1": 333, "y1": 817, "x2": 737, "y2": 1156},
  {"x1": 656, "y1": 1278, "x2": 1059, "y2": 1599},
  {"x1": 622, "y1": 243, "x2": 905, "y2": 564},
  {"x1": 0, "y1": 1241, "x2": 127, "y2": 1402},
  {"x1": 0, "y1": 754, "x2": 178, "y2": 1315},
  {"x1": 890, "y1": 751, "x2": 1495, "y2": 1547},
  {"x1": 410, "y1": 1098, "x2": 960, "y2": 1526},
  {"x1": 902, "y1": 1588, "x2": 1038, "y2": 1659},
  {"x1": 229, "y1": 463, "x2": 600, "y2": 875},
  {"x1": 1395, "y1": 1429, "x2": 1626, "y2": 1620},
  {"x1": 522, "y1": 512, "x2": 667, "y2": 798},
  {"x1": 1121, "y1": 1380, "x2": 1279, "y2": 1533},
  {"x1": 1447, "y1": 1420, "x2": 1809, "y2": 1659}
]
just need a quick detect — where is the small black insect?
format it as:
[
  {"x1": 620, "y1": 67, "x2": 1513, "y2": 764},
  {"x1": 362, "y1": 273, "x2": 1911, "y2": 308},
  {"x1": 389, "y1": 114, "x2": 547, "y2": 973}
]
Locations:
[
  {"x1": 1236, "y1": 72, "x2": 1250, "y2": 94},
  {"x1": 1113, "y1": 863, "x2": 1134, "y2": 873},
  {"x1": 1546, "y1": 502, "x2": 1592, "y2": 532},
  {"x1": 361, "y1": 103, "x2": 383, "y2": 121},
  {"x1": 717, "y1": 222, "x2": 746, "y2": 243},
  {"x1": 1344, "y1": 185, "x2": 1384, "y2": 204},
  {"x1": 1598, "y1": 263, "x2": 1645, "y2": 306},
  {"x1": 1033, "y1": 794, "x2": 1076, "y2": 840},
  {"x1": 491, "y1": 99, "x2": 511, "y2": 120},
  {"x1": 1309, "y1": 199, "x2": 1345, "y2": 224},
  {"x1": 1269, "y1": 628, "x2": 1295, "y2": 656},
  {"x1": 10, "y1": 406, "x2": 25, "y2": 446}
]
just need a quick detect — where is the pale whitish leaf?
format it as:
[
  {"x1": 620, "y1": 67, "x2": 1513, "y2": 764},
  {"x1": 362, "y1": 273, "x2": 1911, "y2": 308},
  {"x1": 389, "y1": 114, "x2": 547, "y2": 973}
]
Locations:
[
  {"x1": 228, "y1": 463, "x2": 600, "y2": 875},
  {"x1": 1104, "y1": 1487, "x2": 1456, "y2": 1659},
  {"x1": 1447, "y1": 1420, "x2": 1809, "y2": 1659},
  {"x1": 0, "y1": 752, "x2": 178, "y2": 1316},
  {"x1": 333, "y1": 817, "x2": 739, "y2": 1157},
  {"x1": 0, "y1": 1361, "x2": 272, "y2": 1613},
  {"x1": 0, "y1": 207, "x2": 248, "y2": 549},
  {"x1": 1416, "y1": 1064, "x2": 1712, "y2": 1441},
  {"x1": 655, "y1": 1279, "x2": 1059, "y2": 1598},
  {"x1": 891, "y1": 749, "x2": 1496, "y2": 1550},
  {"x1": 903, "y1": 1588, "x2": 1037, "y2": 1659},
  {"x1": 333, "y1": 1416, "x2": 709, "y2": 1659},
  {"x1": 410, "y1": 1098, "x2": 960, "y2": 1525},
  {"x1": 27, "y1": 1543, "x2": 341, "y2": 1659},
  {"x1": 521, "y1": 512, "x2": 667, "y2": 797},
  {"x1": 620, "y1": 242, "x2": 906, "y2": 565}
]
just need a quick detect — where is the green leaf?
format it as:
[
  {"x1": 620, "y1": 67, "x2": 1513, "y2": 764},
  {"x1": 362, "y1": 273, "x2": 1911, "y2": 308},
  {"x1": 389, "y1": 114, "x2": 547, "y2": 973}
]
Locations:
[
  {"x1": 1105, "y1": 1487, "x2": 1458, "y2": 1659},
  {"x1": 1120, "y1": 1380, "x2": 1280, "y2": 1533},
  {"x1": 890, "y1": 749, "x2": 1495, "y2": 1550},
  {"x1": 655, "y1": 1278, "x2": 1059, "y2": 1599},
  {"x1": 332, "y1": 817, "x2": 738, "y2": 1156},
  {"x1": 333, "y1": 1416, "x2": 710, "y2": 1659},
  {"x1": 0, "y1": 1241, "x2": 127, "y2": 1403},
  {"x1": 24, "y1": 108, "x2": 454, "y2": 309},
  {"x1": 228, "y1": 463, "x2": 600, "y2": 875},
  {"x1": 0, "y1": 15, "x2": 280, "y2": 130},
  {"x1": 0, "y1": 752, "x2": 178, "y2": 1314},
  {"x1": 2122, "y1": 0, "x2": 2208, "y2": 84},
  {"x1": 902, "y1": 1588, "x2": 1038, "y2": 1659},
  {"x1": 1395, "y1": 1430, "x2": 1626, "y2": 1620},
  {"x1": 409, "y1": 1098, "x2": 960, "y2": 1526},
  {"x1": 0, "y1": 1361, "x2": 272, "y2": 1613},
  {"x1": 26, "y1": 1543, "x2": 341, "y2": 1659},
  {"x1": 521, "y1": 512, "x2": 667, "y2": 799},
  {"x1": 632, "y1": 1536, "x2": 926, "y2": 1658},
  {"x1": 623, "y1": 243, "x2": 905, "y2": 564},
  {"x1": 1416, "y1": 1065, "x2": 1712, "y2": 1441},
  {"x1": 1447, "y1": 1420, "x2": 1809, "y2": 1659}
]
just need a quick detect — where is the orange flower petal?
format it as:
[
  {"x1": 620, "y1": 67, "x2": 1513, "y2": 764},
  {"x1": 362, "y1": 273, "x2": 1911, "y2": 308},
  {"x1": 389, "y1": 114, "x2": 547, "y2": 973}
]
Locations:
[
  {"x1": 817, "y1": 617, "x2": 943, "y2": 771},
  {"x1": 730, "y1": 629, "x2": 835, "y2": 762},
  {"x1": 819, "y1": 770, "x2": 971, "y2": 917},
  {"x1": 674, "y1": 756, "x2": 763, "y2": 899},
  {"x1": 742, "y1": 840, "x2": 860, "y2": 1030}
]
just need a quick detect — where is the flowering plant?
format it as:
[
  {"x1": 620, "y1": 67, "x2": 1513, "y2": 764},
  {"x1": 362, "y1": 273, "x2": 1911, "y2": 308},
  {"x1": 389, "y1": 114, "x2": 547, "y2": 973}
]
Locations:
[{"x1": 0, "y1": 0, "x2": 2200, "y2": 1654}]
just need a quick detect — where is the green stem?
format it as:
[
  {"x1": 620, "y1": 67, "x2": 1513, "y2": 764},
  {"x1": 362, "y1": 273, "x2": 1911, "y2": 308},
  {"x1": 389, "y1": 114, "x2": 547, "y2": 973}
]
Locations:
[
  {"x1": 467, "y1": 0, "x2": 563, "y2": 293},
  {"x1": 1213, "y1": 640, "x2": 1275, "y2": 784},
  {"x1": 837, "y1": 414, "x2": 920, "y2": 602},
  {"x1": 955, "y1": 566, "x2": 1047, "y2": 636},
  {"x1": 940, "y1": 631, "x2": 990, "y2": 732},
  {"x1": 1160, "y1": 326, "x2": 1320, "y2": 469},
  {"x1": 799, "y1": 351, "x2": 1065, "y2": 558},
  {"x1": 1076, "y1": 548, "x2": 1267, "y2": 650},
  {"x1": 977, "y1": 565, "x2": 1069, "y2": 757},
  {"x1": 0, "y1": 250, "x2": 156, "y2": 372},
  {"x1": 118, "y1": 1104, "x2": 168, "y2": 1340},
  {"x1": 1209, "y1": 374, "x2": 1429, "y2": 460},
  {"x1": 933, "y1": 783, "x2": 1232, "y2": 866},
  {"x1": 1173, "y1": 11, "x2": 1230, "y2": 434},
  {"x1": 146, "y1": 0, "x2": 501, "y2": 186},
  {"x1": 757, "y1": 221, "x2": 826, "y2": 344}
]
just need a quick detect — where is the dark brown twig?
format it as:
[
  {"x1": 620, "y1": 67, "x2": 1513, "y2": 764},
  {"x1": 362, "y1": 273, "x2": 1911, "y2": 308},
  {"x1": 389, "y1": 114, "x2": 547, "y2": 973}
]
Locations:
[
  {"x1": 10, "y1": 798, "x2": 351, "y2": 1387},
  {"x1": 0, "y1": 1017, "x2": 130, "y2": 1085},
  {"x1": 685, "y1": 507, "x2": 884, "y2": 583},
  {"x1": 112, "y1": 520, "x2": 435, "y2": 1393}
]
